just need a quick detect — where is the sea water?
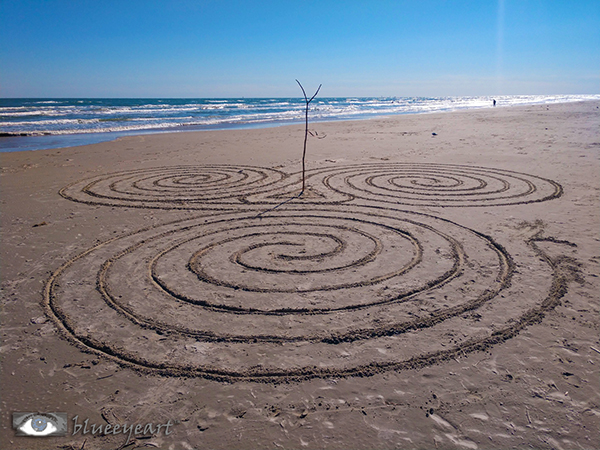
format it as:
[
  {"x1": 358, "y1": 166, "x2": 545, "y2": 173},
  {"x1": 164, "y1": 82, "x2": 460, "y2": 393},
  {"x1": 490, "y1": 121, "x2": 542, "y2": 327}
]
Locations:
[{"x1": 1, "y1": 95, "x2": 598, "y2": 152}]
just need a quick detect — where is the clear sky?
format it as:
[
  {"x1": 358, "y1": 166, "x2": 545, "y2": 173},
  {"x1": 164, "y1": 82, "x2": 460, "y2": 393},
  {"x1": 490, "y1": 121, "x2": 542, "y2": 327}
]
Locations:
[{"x1": 1, "y1": 0, "x2": 598, "y2": 98}]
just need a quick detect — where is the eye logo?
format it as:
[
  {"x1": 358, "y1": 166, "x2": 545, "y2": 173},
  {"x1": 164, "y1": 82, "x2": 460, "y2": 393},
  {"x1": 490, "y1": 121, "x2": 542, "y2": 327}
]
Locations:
[
  {"x1": 32, "y1": 417, "x2": 49, "y2": 432},
  {"x1": 13, "y1": 412, "x2": 67, "y2": 437}
]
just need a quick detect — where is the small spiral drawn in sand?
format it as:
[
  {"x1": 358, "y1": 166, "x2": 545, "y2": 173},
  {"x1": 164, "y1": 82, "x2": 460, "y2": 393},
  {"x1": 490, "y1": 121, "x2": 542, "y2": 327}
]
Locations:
[
  {"x1": 43, "y1": 205, "x2": 573, "y2": 382},
  {"x1": 324, "y1": 163, "x2": 563, "y2": 207},
  {"x1": 59, "y1": 165, "x2": 288, "y2": 210}
]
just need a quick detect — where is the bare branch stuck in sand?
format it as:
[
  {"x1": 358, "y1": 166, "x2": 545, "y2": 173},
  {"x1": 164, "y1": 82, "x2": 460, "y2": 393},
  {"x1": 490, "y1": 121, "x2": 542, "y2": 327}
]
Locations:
[{"x1": 296, "y1": 79, "x2": 322, "y2": 195}]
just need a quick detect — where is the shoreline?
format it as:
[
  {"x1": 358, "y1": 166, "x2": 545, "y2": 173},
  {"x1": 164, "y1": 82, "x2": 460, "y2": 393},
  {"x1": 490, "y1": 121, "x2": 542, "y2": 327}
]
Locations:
[
  {"x1": 2, "y1": 98, "x2": 598, "y2": 153},
  {"x1": 1, "y1": 100, "x2": 598, "y2": 450}
]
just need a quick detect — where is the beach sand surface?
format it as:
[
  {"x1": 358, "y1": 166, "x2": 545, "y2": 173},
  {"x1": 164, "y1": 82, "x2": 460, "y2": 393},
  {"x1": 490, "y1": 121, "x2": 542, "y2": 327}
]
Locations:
[{"x1": 1, "y1": 101, "x2": 599, "y2": 449}]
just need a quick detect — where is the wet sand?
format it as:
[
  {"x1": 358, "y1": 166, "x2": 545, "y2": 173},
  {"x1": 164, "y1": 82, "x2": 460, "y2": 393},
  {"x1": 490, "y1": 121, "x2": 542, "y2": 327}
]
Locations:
[{"x1": 1, "y1": 101, "x2": 599, "y2": 449}]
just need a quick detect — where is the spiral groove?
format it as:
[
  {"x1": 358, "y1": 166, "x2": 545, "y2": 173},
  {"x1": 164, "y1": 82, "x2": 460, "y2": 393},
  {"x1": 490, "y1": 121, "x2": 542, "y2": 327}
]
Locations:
[
  {"x1": 61, "y1": 163, "x2": 562, "y2": 209},
  {"x1": 46, "y1": 163, "x2": 570, "y2": 381}
]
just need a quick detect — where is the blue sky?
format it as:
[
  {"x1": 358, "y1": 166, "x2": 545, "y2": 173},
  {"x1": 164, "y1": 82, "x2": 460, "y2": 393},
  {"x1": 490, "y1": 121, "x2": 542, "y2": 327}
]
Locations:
[{"x1": 1, "y1": 0, "x2": 598, "y2": 97}]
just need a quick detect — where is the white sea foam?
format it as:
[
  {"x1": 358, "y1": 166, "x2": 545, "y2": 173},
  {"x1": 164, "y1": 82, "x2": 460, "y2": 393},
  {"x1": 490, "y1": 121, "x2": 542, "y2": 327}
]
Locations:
[{"x1": 1, "y1": 95, "x2": 598, "y2": 139}]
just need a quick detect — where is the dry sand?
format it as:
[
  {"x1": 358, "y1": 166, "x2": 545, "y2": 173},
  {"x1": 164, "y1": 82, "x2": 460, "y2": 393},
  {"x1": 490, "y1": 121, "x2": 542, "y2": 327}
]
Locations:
[{"x1": 1, "y1": 101, "x2": 599, "y2": 449}]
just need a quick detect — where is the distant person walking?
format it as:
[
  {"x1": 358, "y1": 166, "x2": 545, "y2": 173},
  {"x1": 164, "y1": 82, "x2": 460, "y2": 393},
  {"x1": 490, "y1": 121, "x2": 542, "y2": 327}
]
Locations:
[{"x1": 493, "y1": 99, "x2": 497, "y2": 107}]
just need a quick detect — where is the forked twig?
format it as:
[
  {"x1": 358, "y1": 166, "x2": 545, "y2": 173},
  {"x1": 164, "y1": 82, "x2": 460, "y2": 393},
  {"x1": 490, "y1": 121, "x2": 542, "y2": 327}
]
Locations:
[
  {"x1": 254, "y1": 80, "x2": 321, "y2": 218},
  {"x1": 296, "y1": 80, "x2": 322, "y2": 195}
]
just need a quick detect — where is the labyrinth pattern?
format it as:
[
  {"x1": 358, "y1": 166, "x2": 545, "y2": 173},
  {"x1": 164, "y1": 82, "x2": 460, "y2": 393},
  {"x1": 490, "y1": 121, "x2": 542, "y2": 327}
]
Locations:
[
  {"x1": 60, "y1": 163, "x2": 562, "y2": 209},
  {"x1": 46, "y1": 164, "x2": 572, "y2": 381}
]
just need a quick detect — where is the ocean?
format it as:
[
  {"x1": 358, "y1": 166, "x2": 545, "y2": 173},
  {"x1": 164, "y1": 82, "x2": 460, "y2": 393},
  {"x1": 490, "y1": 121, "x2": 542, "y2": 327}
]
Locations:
[{"x1": 1, "y1": 95, "x2": 598, "y2": 152}]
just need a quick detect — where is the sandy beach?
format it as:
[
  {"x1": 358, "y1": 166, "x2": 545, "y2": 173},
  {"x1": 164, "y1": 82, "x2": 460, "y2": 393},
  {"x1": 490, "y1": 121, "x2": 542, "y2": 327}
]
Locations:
[{"x1": 1, "y1": 101, "x2": 599, "y2": 449}]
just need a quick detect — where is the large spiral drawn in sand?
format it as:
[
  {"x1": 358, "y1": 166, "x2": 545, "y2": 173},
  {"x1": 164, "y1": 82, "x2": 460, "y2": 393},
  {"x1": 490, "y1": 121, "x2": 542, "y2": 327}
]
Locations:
[
  {"x1": 43, "y1": 203, "x2": 571, "y2": 382},
  {"x1": 60, "y1": 163, "x2": 562, "y2": 209}
]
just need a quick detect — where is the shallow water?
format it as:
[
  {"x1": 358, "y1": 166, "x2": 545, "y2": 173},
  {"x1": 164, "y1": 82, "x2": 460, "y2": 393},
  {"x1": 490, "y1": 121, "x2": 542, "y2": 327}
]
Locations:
[{"x1": 2, "y1": 95, "x2": 598, "y2": 152}]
